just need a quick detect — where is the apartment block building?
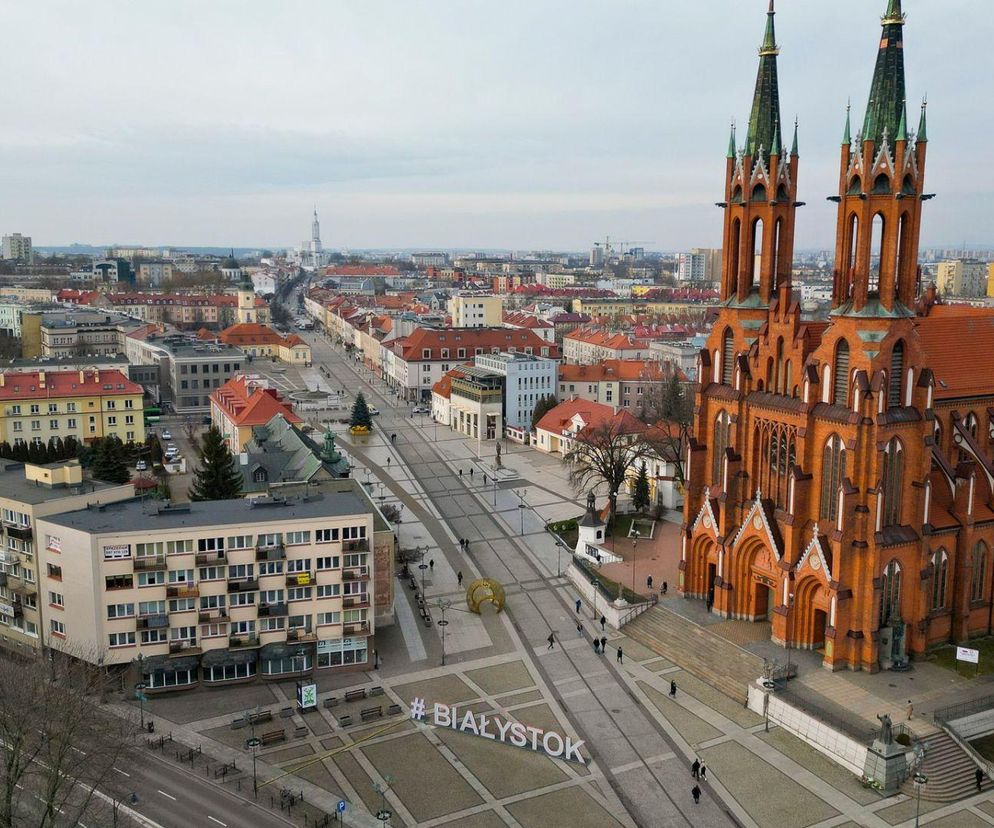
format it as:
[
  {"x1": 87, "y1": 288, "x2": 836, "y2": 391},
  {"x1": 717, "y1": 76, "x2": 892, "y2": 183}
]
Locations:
[
  {"x1": 0, "y1": 460, "x2": 134, "y2": 656},
  {"x1": 447, "y1": 295, "x2": 504, "y2": 328},
  {"x1": 39, "y1": 490, "x2": 384, "y2": 691},
  {"x1": 1, "y1": 233, "x2": 33, "y2": 264},
  {"x1": 936, "y1": 259, "x2": 988, "y2": 298},
  {"x1": 0, "y1": 369, "x2": 145, "y2": 447}
]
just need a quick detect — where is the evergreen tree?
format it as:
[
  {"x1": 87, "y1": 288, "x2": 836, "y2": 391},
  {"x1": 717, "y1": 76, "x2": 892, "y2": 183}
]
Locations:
[
  {"x1": 350, "y1": 393, "x2": 372, "y2": 429},
  {"x1": 147, "y1": 435, "x2": 163, "y2": 464},
  {"x1": 633, "y1": 462, "x2": 651, "y2": 514},
  {"x1": 531, "y1": 394, "x2": 559, "y2": 429},
  {"x1": 63, "y1": 436, "x2": 79, "y2": 459},
  {"x1": 90, "y1": 436, "x2": 130, "y2": 485},
  {"x1": 0, "y1": 442, "x2": 11, "y2": 460},
  {"x1": 52, "y1": 437, "x2": 66, "y2": 461},
  {"x1": 189, "y1": 427, "x2": 243, "y2": 501},
  {"x1": 12, "y1": 442, "x2": 28, "y2": 462}
]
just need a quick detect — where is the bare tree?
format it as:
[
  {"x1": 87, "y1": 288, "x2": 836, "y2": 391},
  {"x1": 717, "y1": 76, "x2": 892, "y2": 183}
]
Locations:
[
  {"x1": 640, "y1": 372, "x2": 694, "y2": 486},
  {"x1": 0, "y1": 649, "x2": 135, "y2": 827},
  {"x1": 563, "y1": 421, "x2": 651, "y2": 520}
]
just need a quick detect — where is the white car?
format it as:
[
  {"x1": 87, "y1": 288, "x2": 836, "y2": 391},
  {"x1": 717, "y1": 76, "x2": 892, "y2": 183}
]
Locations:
[
  {"x1": 161, "y1": 430, "x2": 173, "y2": 440},
  {"x1": 412, "y1": 405, "x2": 429, "y2": 414},
  {"x1": 135, "y1": 460, "x2": 148, "y2": 471},
  {"x1": 368, "y1": 406, "x2": 380, "y2": 416}
]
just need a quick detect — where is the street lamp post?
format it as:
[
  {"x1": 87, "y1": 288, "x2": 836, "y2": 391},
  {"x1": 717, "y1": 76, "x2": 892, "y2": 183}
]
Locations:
[
  {"x1": 436, "y1": 599, "x2": 452, "y2": 666},
  {"x1": 591, "y1": 575, "x2": 599, "y2": 621},
  {"x1": 417, "y1": 546, "x2": 429, "y2": 597},
  {"x1": 631, "y1": 530, "x2": 641, "y2": 598},
  {"x1": 785, "y1": 591, "x2": 795, "y2": 678},
  {"x1": 246, "y1": 736, "x2": 261, "y2": 797},
  {"x1": 373, "y1": 776, "x2": 394, "y2": 825},
  {"x1": 134, "y1": 652, "x2": 146, "y2": 730},
  {"x1": 912, "y1": 743, "x2": 927, "y2": 828},
  {"x1": 516, "y1": 489, "x2": 527, "y2": 535}
]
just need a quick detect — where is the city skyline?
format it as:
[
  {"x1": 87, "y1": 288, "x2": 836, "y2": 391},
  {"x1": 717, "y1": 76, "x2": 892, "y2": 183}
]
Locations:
[{"x1": 2, "y1": 0, "x2": 991, "y2": 251}]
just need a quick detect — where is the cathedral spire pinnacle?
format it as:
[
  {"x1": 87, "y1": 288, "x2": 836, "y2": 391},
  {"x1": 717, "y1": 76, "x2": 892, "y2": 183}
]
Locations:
[
  {"x1": 727, "y1": 120, "x2": 737, "y2": 158},
  {"x1": 862, "y1": 0, "x2": 907, "y2": 148},
  {"x1": 745, "y1": 0, "x2": 783, "y2": 161},
  {"x1": 791, "y1": 117, "x2": 799, "y2": 157},
  {"x1": 918, "y1": 98, "x2": 928, "y2": 143},
  {"x1": 896, "y1": 99, "x2": 908, "y2": 142},
  {"x1": 843, "y1": 100, "x2": 851, "y2": 146}
]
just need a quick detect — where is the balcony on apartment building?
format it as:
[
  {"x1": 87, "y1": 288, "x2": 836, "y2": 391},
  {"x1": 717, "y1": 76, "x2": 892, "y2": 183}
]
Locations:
[
  {"x1": 343, "y1": 593, "x2": 370, "y2": 610},
  {"x1": 137, "y1": 612, "x2": 169, "y2": 629},
  {"x1": 343, "y1": 539, "x2": 368, "y2": 553},
  {"x1": 166, "y1": 584, "x2": 199, "y2": 599},
  {"x1": 168, "y1": 639, "x2": 200, "y2": 656},
  {"x1": 195, "y1": 550, "x2": 226, "y2": 566},
  {"x1": 198, "y1": 607, "x2": 228, "y2": 623},
  {"x1": 285, "y1": 571, "x2": 313, "y2": 587},
  {"x1": 286, "y1": 627, "x2": 317, "y2": 643},
  {"x1": 228, "y1": 634, "x2": 260, "y2": 649},
  {"x1": 258, "y1": 602, "x2": 288, "y2": 618},
  {"x1": 343, "y1": 620, "x2": 371, "y2": 636},
  {"x1": 133, "y1": 555, "x2": 167, "y2": 572},
  {"x1": 227, "y1": 577, "x2": 259, "y2": 593},
  {"x1": 3, "y1": 522, "x2": 33, "y2": 542},
  {"x1": 342, "y1": 565, "x2": 369, "y2": 582},
  {"x1": 255, "y1": 543, "x2": 286, "y2": 562}
]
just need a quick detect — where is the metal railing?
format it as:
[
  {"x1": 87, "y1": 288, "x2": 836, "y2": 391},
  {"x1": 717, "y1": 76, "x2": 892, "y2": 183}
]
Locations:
[
  {"x1": 933, "y1": 694, "x2": 994, "y2": 725},
  {"x1": 773, "y1": 685, "x2": 879, "y2": 745}
]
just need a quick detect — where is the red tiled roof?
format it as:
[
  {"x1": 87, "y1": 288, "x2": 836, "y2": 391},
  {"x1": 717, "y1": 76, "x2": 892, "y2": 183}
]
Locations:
[
  {"x1": 431, "y1": 366, "x2": 470, "y2": 399},
  {"x1": 916, "y1": 307, "x2": 994, "y2": 399},
  {"x1": 503, "y1": 311, "x2": 553, "y2": 329},
  {"x1": 535, "y1": 398, "x2": 647, "y2": 438},
  {"x1": 564, "y1": 328, "x2": 648, "y2": 350},
  {"x1": 0, "y1": 369, "x2": 142, "y2": 400},
  {"x1": 198, "y1": 323, "x2": 310, "y2": 350},
  {"x1": 211, "y1": 376, "x2": 302, "y2": 427},
  {"x1": 392, "y1": 327, "x2": 559, "y2": 361},
  {"x1": 325, "y1": 265, "x2": 401, "y2": 276},
  {"x1": 559, "y1": 359, "x2": 671, "y2": 383}
]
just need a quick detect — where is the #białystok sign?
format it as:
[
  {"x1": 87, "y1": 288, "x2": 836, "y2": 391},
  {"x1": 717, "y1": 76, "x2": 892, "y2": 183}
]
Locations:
[{"x1": 410, "y1": 698, "x2": 586, "y2": 764}]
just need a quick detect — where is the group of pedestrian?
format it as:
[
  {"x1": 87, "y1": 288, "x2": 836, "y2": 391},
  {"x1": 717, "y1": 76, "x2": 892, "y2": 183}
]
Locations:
[
  {"x1": 592, "y1": 636, "x2": 609, "y2": 654},
  {"x1": 690, "y1": 756, "x2": 708, "y2": 804},
  {"x1": 459, "y1": 538, "x2": 471, "y2": 552}
]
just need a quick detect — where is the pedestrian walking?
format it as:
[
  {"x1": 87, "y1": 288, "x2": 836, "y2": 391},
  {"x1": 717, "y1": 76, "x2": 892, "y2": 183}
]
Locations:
[
  {"x1": 616, "y1": 646, "x2": 623, "y2": 664},
  {"x1": 429, "y1": 558, "x2": 435, "y2": 572},
  {"x1": 459, "y1": 469, "x2": 463, "y2": 477},
  {"x1": 661, "y1": 581, "x2": 668, "y2": 595},
  {"x1": 600, "y1": 615, "x2": 606, "y2": 632},
  {"x1": 691, "y1": 758, "x2": 700, "y2": 779},
  {"x1": 906, "y1": 700, "x2": 914, "y2": 721},
  {"x1": 457, "y1": 571, "x2": 463, "y2": 587},
  {"x1": 593, "y1": 639, "x2": 600, "y2": 653},
  {"x1": 575, "y1": 598, "x2": 582, "y2": 614},
  {"x1": 470, "y1": 467, "x2": 474, "y2": 478},
  {"x1": 670, "y1": 679, "x2": 677, "y2": 698},
  {"x1": 691, "y1": 785, "x2": 701, "y2": 805},
  {"x1": 977, "y1": 767, "x2": 985, "y2": 791},
  {"x1": 600, "y1": 636, "x2": 607, "y2": 653},
  {"x1": 576, "y1": 622, "x2": 583, "y2": 637},
  {"x1": 647, "y1": 575, "x2": 653, "y2": 590},
  {"x1": 700, "y1": 763, "x2": 707, "y2": 781},
  {"x1": 547, "y1": 633, "x2": 555, "y2": 650}
]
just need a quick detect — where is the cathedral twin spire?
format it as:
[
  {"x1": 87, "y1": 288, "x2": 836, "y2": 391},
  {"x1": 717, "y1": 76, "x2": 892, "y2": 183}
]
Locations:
[{"x1": 744, "y1": 1, "x2": 784, "y2": 162}]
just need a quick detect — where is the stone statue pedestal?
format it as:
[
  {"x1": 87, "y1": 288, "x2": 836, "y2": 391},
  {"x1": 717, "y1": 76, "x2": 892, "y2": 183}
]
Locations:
[
  {"x1": 613, "y1": 598, "x2": 629, "y2": 609},
  {"x1": 863, "y1": 737, "x2": 907, "y2": 795}
]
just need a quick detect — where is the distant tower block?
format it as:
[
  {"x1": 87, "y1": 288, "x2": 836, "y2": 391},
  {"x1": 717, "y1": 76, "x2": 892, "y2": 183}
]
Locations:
[{"x1": 310, "y1": 208, "x2": 323, "y2": 269}]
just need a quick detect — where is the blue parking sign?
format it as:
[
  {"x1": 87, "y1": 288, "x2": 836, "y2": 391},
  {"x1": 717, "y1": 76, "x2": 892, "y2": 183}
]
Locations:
[{"x1": 337, "y1": 800, "x2": 347, "y2": 813}]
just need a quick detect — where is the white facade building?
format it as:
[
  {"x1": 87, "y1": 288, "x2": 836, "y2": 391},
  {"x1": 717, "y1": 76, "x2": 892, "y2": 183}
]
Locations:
[{"x1": 475, "y1": 352, "x2": 558, "y2": 431}]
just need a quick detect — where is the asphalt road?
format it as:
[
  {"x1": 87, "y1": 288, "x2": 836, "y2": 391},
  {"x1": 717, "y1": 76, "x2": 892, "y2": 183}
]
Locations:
[
  {"x1": 299, "y1": 330, "x2": 735, "y2": 828},
  {"x1": 102, "y1": 749, "x2": 294, "y2": 828}
]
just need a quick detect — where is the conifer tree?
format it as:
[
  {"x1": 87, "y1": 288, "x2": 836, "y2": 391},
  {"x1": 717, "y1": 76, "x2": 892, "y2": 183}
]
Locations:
[
  {"x1": 189, "y1": 427, "x2": 243, "y2": 501},
  {"x1": 90, "y1": 436, "x2": 130, "y2": 484},
  {"x1": 350, "y1": 393, "x2": 373, "y2": 429},
  {"x1": 633, "y1": 461, "x2": 651, "y2": 514}
]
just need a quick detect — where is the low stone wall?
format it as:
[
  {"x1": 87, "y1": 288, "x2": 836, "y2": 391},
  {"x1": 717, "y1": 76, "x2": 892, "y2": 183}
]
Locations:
[
  {"x1": 747, "y1": 683, "x2": 869, "y2": 776},
  {"x1": 565, "y1": 562, "x2": 651, "y2": 630},
  {"x1": 948, "y1": 709, "x2": 994, "y2": 742}
]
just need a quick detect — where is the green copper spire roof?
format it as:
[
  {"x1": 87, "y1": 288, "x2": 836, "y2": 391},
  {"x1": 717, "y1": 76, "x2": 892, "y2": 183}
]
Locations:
[
  {"x1": 918, "y1": 100, "x2": 928, "y2": 142},
  {"x1": 896, "y1": 100, "x2": 908, "y2": 141},
  {"x1": 790, "y1": 117, "x2": 799, "y2": 156},
  {"x1": 861, "y1": 0, "x2": 907, "y2": 148},
  {"x1": 771, "y1": 119, "x2": 781, "y2": 156},
  {"x1": 843, "y1": 102, "x2": 852, "y2": 146},
  {"x1": 745, "y1": 0, "x2": 783, "y2": 162},
  {"x1": 726, "y1": 121, "x2": 737, "y2": 158}
]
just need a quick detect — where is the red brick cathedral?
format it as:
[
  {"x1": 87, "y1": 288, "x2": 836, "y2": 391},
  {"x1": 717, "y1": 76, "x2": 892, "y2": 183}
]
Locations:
[{"x1": 681, "y1": 0, "x2": 994, "y2": 672}]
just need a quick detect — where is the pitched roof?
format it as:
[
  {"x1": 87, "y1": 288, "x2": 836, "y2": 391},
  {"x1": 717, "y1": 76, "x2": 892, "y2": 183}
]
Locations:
[
  {"x1": 535, "y1": 398, "x2": 647, "y2": 438},
  {"x1": 915, "y1": 307, "x2": 994, "y2": 399},
  {"x1": 503, "y1": 311, "x2": 553, "y2": 329},
  {"x1": 564, "y1": 328, "x2": 648, "y2": 350},
  {"x1": 559, "y1": 359, "x2": 672, "y2": 383},
  {"x1": 200, "y1": 322, "x2": 310, "y2": 350},
  {"x1": 211, "y1": 375, "x2": 302, "y2": 427},
  {"x1": 324, "y1": 265, "x2": 401, "y2": 276},
  {"x1": 0, "y1": 369, "x2": 142, "y2": 400},
  {"x1": 392, "y1": 327, "x2": 559, "y2": 361}
]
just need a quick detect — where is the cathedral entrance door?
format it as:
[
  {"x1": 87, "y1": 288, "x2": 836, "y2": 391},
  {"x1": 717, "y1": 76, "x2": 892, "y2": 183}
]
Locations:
[
  {"x1": 707, "y1": 563, "x2": 717, "y2": 608},
  {"x1": 813, "y1": 609, "x2": 828, "y2": 652}
]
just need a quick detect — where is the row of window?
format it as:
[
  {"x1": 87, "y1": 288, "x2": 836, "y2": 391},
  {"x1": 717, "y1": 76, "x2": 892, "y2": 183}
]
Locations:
[
  {"x1": 103, "y1": 583, "x2": 366, "y2": 617},
  {"x1": 11, "y1": 415, "x2": 135, "y2": 432},
  {"x1": 7, "y1": 400, "x2": 135, "y2": 415}
]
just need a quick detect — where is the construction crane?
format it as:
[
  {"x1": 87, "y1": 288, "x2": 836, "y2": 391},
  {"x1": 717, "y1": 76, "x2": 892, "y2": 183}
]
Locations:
[{"x1": 617, "y1": 240, "x2": 656, "y2": 255}]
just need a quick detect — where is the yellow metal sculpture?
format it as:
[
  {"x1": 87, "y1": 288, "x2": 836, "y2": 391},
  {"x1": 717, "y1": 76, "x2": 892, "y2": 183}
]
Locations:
[{"x1": 466, "y1": 578, "x2": 506, "y2": 614}]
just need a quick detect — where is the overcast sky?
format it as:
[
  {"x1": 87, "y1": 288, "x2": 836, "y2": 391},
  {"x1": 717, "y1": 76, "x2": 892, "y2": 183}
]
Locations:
[{"x1": 2, "y1": 1, "x2": 990, "y2": 252}]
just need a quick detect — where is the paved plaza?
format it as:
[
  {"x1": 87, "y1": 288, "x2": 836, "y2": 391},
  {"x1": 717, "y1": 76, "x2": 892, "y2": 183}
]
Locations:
[{"x1": 115, "y1": 335, "x2": 994, "y2": 828}]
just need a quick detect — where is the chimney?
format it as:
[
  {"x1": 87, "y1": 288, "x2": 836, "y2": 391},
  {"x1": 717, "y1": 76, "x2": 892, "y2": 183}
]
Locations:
[
  {"x1": 0, "y1": 374, "x2": 4, "y2": 387},
  {"x1": 38, "y1": 370, "x2": 45, "y2": 388},
  {"x1": 79, "y1": 370, "x2": 85, "y2": 383}
]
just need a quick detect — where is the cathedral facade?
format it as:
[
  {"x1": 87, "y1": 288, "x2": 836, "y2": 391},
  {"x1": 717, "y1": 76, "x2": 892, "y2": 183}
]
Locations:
[{"x1": 680, "y1": 0, "x2": 994, "y2": 672}]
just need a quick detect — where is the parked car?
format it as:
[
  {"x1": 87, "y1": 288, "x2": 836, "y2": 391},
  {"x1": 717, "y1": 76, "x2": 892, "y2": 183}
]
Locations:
[
  {"x1": 161, "y1": 430, "x2": 173, "y2": 440},
  {"x1": 412, "y1": 405, "x2": 429, "y2": 414},
  {"x1": 368, "y1": 406, "x2": 380, "y2": 416},
  {"x1": 201, "y1": 415, "x2": 212, "y2": 425},
  {"x1": 135, "y1": 460, "x2": 148, "y2": 471}
]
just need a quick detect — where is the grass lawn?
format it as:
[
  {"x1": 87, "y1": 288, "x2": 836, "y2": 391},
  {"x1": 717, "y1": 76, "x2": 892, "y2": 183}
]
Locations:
[{"x1": 929, "y1": 637, "x2": 994, "y2": 677}]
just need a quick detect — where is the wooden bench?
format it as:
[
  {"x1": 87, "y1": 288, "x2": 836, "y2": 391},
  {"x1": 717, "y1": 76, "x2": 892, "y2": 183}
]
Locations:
[
  {"x1": 294, "y1": 725, "x2": 308, "y2": 739},
  {"x1": 231, "y1": 718, "x2": 247, "y2": 730},
  {"x1": 323, "y1": 696, "x2": 340, "y2": 709},
  {"x1": 344, "y1": 689, "x2": 366, "y2": 703},
  {"x1": 279, "y1": 706, "x2": 294, "y2": 719},
  {"x1": 360, "y1": 706, "x2": 383, "y2": 722},
  {"x1": 247, "y1": 710, "x2": 273, "y2": 726},
  {"x1": 369, "y1": 686, "x2": 384, "y2": 698},
  {"x1": 387, "y1": 703, "x2": 402, "y2": 716},
  {"x1": 260, "y1": 729, "x2": 285, "y2": 746},
  {"x1": 337, "y1": 714, "x2": 353, "y2": 728}
]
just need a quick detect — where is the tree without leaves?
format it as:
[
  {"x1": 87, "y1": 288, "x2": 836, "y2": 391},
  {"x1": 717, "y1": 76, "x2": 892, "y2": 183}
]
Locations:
[
  {"x1": 190, "y1": 426, "x2": 243, "y2": 501},
  {"x1": 350, "y1": 393, "x2": 372, "y2": 429},
  {"x1": 563, "y1": 420, "x2": 651, "y2": 522},
  {"x1": 0, "y1": 648, "x2": 135, "y2": 828},
  {"x1": 641, "y1": 372, "x2": 694, "y2": 486}
]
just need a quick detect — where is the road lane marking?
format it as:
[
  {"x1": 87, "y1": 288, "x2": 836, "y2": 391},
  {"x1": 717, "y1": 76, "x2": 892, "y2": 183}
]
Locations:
[
  {"x1": 114, "y1": 767, "x2": 131, "y2": 777},
  {"x1": 207, "y1": 817, "x2": 226, "y2": 826},
  {"x1": 157, "y1": 790, "x2": 176, "y2": 801}
]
